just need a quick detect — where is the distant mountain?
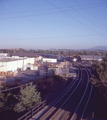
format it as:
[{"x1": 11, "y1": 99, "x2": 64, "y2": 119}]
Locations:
[{"x1": 88, "y1": 46, "x2": 107, "y2": 50}]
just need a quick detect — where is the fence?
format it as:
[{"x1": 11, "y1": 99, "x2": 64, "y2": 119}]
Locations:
[
  {"x1": 0, "y1": 75, "x2": 50, "y2": 93},
  {"x1": 0, "y1": 72, "x2": 72, "y2": 120},
  {"x1": 17, "y1": 100, "x2": 46, "y2": 120},
  {"x1": 0, "y1": 82, "x2": 32, "y2": 93}
]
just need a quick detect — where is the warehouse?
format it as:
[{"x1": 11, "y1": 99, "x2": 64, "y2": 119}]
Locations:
[
  {"x1": 39, "y1": 53, "x2": 63, "y2": 61},
  {"x1": 80, "y1": 55, "x2": 102, "y2": 61},
  {"x1": 12, "y1": 52, "x2": 40, "y2": 62},
  {"x1": 42, "y1": 58, "x2": 57, "y2": 63},
  {"x1": 0, "y1": 58, "x2": 27, "y2": 72},
  {"x1": 0, "y1": 56, "x2": 37, "y2": 72},
  {"x1": 0, "y1": 53, "x2": 9, "y2": 57},
  {"x1": 0, "y1": 55, "x2": 5, "y2": 60}
]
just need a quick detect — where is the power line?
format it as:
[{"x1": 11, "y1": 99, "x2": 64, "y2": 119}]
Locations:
[
  {"x1": 0, "y1": 11, "x2": 63, "y2": 20},
  {"x1": 45, "y1": 0, "x2": 101, "y2": 34},
  {"x1": 61, "y1": 0, "x2": 106, "y2": 32},
  {"x1": 74, "y1": 0, "x2": 107, "y2": 27},
  {"x1": 0, "y1": 8, "x2": 57, "y2": 15},
  {"x1": 0, "y1": 33, "x2": 107, "y2": 40},
  {"x1": 0, "y1": 3, "x2": 106, "y2": 16},
  {"x1": 0, "y1": 4, "x2": 107, "y2": 20}
]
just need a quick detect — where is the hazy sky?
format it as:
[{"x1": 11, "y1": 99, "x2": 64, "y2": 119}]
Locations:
[{"x1": 0, "y1": 0, "x2": 107, "y2": 49}]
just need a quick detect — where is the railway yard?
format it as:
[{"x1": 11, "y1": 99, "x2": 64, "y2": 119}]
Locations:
[
  {"x1": 27, "y1": 63, "x2": 96, "y2": 120},
  {"x1": 1, "y1": 61, "x2": 107, "y2": 120}
]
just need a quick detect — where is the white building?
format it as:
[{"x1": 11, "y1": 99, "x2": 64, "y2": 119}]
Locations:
[
  {"x1": 80, "y1": 55, "x2": 102, "y2": 61},
  {"x1": 12, "y1": 52, "x2": 39, "y2": 62},
  {"x1": 0, "y1": 58, "x2": 26, "y2": 72},
  {"x1": 0, "y1": 55, "x2": 5, "y2": 59},
  {"x1": 0, "y1": 57, "x2": 35, "y2": 72},
  {"x1": 0, "y1": 53, "x2": 9, "y2": 57},
  {"x1": 39, "y1": 53, "x2": 63, "y2": 61},
  {"x1": 43, "y1": 58, "x2": 57, "y2": 63}
]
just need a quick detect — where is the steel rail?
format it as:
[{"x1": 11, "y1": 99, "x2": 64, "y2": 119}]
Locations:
[
  {"x1": 70, "y1": 62, "x2": 93, "y2": 120},
  {"x1": 39, "y1": 67, "x2": 80, "y2": 120},
  {"x1": 80, "y1": 70, "x2": 93, "y2": 120},
  {"x1": 70, "y1": 69, "x2": 90, "y2": 120},
  {"x1": 88, "y1": 69, "x2": 92, "y2": 76},
  {"x1": 80, "y1": 84, "x2": 93, "y2": 120},
  {"x1": 49, "y1": 68, "x2": 83, "y2": 120}
]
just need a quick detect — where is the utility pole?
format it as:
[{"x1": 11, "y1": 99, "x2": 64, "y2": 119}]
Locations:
[
  {"x1": 46, "y1": 61, "x2": 47, "y2": 89},
  {"x1": 23, "y1": 57, "x2": 24, "y2": 71},
  {"x1": 69, "y1": 49, "x2": 70, "y2": 77},
  {"x1": 93, "y1": 53, "x2": 94, "y2": 61},
  {"x1": 65, "y1": 60, "x2": 66, "y2": 77},
  {"x1": 69, "y1": 49, "x2": 70, "y2": 68}
]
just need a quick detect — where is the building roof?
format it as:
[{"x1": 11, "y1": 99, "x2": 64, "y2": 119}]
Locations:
[
  {"x1": 0, "y1": 58, "x2": 23, "y2": 62},
  {"x1": 12, "y1": 52, "x2": 39, "y2": 57},
  {"x1": 80, "y1": 55, "x2": 102, "y2": 60},
  {"x1": 0, "y1": 53, "x2": 9, "y2": 57},
  {"x1": 0, "y1": 55, "x2": 5, "y2": 59},
  {"x1": 39, "y1": 53, "x2": 60, "y2": 57},
  {"x1": 0, "y1": 53, "x2": 8, "y2": 55}
]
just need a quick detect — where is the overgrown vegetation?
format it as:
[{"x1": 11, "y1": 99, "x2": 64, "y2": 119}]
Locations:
[
  {"x1": 14, "y1": 83, "x2": 41, "y2": 113},
  {"x1": 35, "y1": 75, "x2": 66, "y2": 100},
  {"x1": 0, "y1": 74, "x2": 68, "y2": 119},
  {"x1": 0, "y1": 83, "x2": 5, "y2": 110},
  {"x1": 90, "y1": 54, "x2": 107, "y2": 100},
  {"x1": 0, "y1": 83, "x2": 41, "y2": 119}
]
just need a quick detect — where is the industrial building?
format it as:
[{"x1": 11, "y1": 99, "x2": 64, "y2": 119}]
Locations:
[
  {"x1": 12, "y1": 52, "x2": 41, "y2": 62},
  {"x1": 80, "y1": 55, "x2": 102, "y2": 61},
  {"x1": 0, "y1": 57, "x2": 36, "y2": 72},
  {"x1": 0, "y1": 52, "x2": 43, "y2": 73},
  {"x1": 0, "y1": 53, "x2": 9, "y2": 57},
  {"x1": 39, "y1": 53, "x2": 63, "y2": 61},
  {"x1": 0, "y1": 53, "x2": 10, "y2": 60},
  {"x1": 0, "y1": 55, "x2": 5, "y2": 60},
  {"x1": 47, "y1": 61, "x2": 71, "y2": 76},
  {"x1": 42, "y1": 58, "x2": 57, "y2": 63}
]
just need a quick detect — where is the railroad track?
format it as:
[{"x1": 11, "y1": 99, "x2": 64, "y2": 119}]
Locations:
[
  {"x1": 49, "y1": 67, "x2": 89, "y2": 120},
  {"x1": 70, "y1": 62, "x2": 93, "y2": 120},
  {"x1": 70, "y1": 69, "x2": 93, "y2": 120},
  {"x1": 39, "y1": 66, "x2": 83, "y2": 120},
  {"x1": 30, "y1": 62, "x2": 93, "y2": 120}
]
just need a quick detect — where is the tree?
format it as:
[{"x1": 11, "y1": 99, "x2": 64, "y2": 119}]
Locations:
[
  {"x1": 60, "y1": 51, "x2": 66, "y2": 56},
  {"x1": 51, "y1": 66, "x2": 56, "y2": 76},
  {"x1": 14, "y1": 83, "x2": 41, "y2": 113},
  {"x1": 90, "y1": 55, "x2": 107, "y2": 100},
  {"x1": 102, "y1": 54, "x2": 107, "y2": 71},
  {"x1": 5, "y1": 92, "x2": 17, "y2": 110},
  {"x1": 83, "y1": 50, "x2": 89, "y2": 55},
  {"x1": 0, "y1": 83, "x2": 5, "y2": 109},
  {"x1": 0, "y1": 93, "x2": 5, "y2": 109}
]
